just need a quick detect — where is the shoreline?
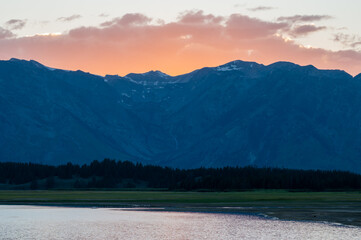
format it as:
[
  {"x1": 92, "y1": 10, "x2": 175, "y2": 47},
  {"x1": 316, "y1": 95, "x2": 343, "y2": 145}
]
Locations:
[{"x1": 1, "y1": 190, "x2": 360, "y2": 227}]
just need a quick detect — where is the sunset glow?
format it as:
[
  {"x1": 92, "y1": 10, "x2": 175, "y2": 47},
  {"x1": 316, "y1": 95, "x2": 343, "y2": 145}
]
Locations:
[{"x1": 1, "y1": 1, "x2": 360, "y2": 76}]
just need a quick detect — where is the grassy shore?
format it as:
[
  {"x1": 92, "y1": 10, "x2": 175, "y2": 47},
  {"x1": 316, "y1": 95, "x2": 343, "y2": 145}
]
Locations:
[{"x1": 0, "y1": 190, "x2": 360, "y2": 227}]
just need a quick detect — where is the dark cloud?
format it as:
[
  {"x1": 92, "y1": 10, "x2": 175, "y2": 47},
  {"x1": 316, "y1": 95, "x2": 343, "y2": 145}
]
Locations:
[
  {"x1": 0, "y1": 27, "x2": 14, "y2": 39},
  {"x1": 278, "y1": 15, "x2": 332, "y2": 23},
  {"x1": 248, "y1": 6, "x2": 274, "y2": 12},
  {"x1": 57, "y1": 15, "x2": 82, "y2": 22},
  {"x1": 5, "y1": 19, "x2": 27, "y2": 30}
]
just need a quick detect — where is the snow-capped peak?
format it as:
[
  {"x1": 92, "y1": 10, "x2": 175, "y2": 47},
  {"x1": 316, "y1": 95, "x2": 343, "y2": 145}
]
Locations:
[
  {"x1": 141, "y1": 70, "x2": 170, "y2": 79},
  {"x1": 215, "y1": 60, "x2": 261, "y2": 72}
]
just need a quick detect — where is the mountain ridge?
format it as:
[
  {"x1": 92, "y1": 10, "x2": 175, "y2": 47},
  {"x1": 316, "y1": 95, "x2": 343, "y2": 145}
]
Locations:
[
  {"x1": 5, "y1": 58, "x2": 358, "y2": 79},
  {"x1": 0, "y1": 58, "x2": 360, "y2": 173}
]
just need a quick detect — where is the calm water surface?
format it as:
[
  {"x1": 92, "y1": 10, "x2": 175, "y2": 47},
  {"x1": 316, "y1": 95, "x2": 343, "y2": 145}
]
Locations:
[{"x1": 0, "y1": 205, "x2": 360, "y2": 240}]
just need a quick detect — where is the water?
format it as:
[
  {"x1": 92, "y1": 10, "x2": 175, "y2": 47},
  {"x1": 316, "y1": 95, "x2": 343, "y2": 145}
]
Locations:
[{"x1": 0, "y1": 205, "x2": 360, "y2": 240}]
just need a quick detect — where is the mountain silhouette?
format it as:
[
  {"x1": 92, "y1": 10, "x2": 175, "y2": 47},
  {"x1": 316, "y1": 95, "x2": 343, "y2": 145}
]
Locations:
[{"x1": 1, "y1": 58, "x2": 360, "y2": 172}]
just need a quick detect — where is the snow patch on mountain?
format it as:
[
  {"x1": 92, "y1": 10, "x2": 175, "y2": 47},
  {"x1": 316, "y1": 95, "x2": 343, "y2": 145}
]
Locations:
[{"x1": 216, "y1": 64, "x2": 243, "y2": 71}]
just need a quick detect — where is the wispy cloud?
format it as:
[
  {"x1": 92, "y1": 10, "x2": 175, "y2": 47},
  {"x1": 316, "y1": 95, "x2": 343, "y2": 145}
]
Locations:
[
  {"x1": 277, "y1": 15, "x2": 330, "y2": 37},
  {"x1": 57, "y1": 15, "x2": 82, "y2": 22},
  {"x1": 290, "y1": 25, "x2": 327, "y2": 37},
  {"x1": 0, "y1": 27, "x2": 14, "y2": 39},
  {"x1": 334, "y1": 33, "x2": 361, "y2": 50},
  {"x1": 277, "y1": 15, "x2": 332, "y2": 23},
  {"x1": 5, "y1": 19, "x2": 27, "y2": 30},
  {"x1": 248, "y1": 6, "x2": 274, "y2": 12},
  {"x1": 0, "y1": 11, "x2": 360, "y2": 76}
]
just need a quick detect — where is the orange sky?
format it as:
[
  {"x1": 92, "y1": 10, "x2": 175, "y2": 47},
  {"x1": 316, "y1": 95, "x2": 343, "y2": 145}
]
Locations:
[{"x1": 1, "y1": 11, "x2": 361, "y2": 76}]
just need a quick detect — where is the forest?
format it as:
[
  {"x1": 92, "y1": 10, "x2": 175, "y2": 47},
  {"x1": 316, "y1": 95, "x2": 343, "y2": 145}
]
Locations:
[{"x1": 0, "y1": 159, "x2": 360, "y2": 191}]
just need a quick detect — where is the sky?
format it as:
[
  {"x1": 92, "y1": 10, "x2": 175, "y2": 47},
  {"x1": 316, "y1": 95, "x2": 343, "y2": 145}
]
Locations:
[{"x1": 0, "y1": 0, "x2": 360, "y2": 76}]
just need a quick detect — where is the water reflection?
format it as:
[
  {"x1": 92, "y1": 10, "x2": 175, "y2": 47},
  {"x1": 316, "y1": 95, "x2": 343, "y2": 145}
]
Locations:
[{"x1": 0, "y1": 205, "x2": 359, "y2": 240}]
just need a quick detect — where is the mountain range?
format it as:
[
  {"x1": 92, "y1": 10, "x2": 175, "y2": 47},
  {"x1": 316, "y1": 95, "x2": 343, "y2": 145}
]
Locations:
[{"x1": 0, "y1": 58, "x2": 360, "y2": 173}]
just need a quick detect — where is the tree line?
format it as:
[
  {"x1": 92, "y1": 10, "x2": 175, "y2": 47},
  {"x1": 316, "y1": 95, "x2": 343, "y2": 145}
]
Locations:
[{"x1": 0, "y1": 159, "x2": 360, "y2": 191}]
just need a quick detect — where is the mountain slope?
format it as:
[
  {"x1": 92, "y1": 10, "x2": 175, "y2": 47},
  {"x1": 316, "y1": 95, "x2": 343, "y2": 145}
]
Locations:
[{"x1": 0, "y1": 59, "x2": 360, "y2": 172}]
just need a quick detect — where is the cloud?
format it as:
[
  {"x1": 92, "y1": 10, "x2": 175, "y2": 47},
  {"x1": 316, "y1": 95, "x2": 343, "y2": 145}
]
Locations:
[
  {"x1": 226, "y1": 14, "x2": 288, "y2": 39},
  {"x1": 277, "y1": 15, "x2": 329, "y2": 37},
  {"x1": 248, "y1": 6, "x2": 274, "y2": 12},
  {"x1": 5, "y1": 19, "x2": 27, "y2": 30},
  {"x1": 178, "y1": 10, "x2": 224, "y2": 24},
  {"x1": 57, "y1": 15, "x2": 82, "y2": 22},
  {"x1": 278, "y1": 15, "x2": 332, "y2": 23},
  {"x1": 0, "y1": 11, "x2": 360, "y2": 76},
  {"x1": 100, "y1": 13, "x2": 151, "y2": 27},
  {"x1": 290, "y1": 25, "x2": 326, "y2": 37},
  {"x1": 0, "y1": 27, "x2": 14, "y2": 39},
  {"x1": 351, "y1": 42, "x2": 361, "y2": 48},
  {"x1": 334, "y1": 33, "x2": 361, "y2": 50}
]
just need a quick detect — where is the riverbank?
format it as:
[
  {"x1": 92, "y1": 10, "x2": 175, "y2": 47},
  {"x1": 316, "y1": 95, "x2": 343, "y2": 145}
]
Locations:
[{"x1": 0, "y1": 190, "x2": 360, "y2": 227}]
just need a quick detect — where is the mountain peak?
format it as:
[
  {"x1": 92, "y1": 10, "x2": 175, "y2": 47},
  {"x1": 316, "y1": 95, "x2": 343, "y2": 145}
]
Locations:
[
  {"x1": 9, "y1": 58, "x2": 22, "y2": 62},
  {"x1": 124, "y1": 70, "x2": 174, "y2": 85},
  {"x1": 267, "y1": 61, "x2": 320, "y2": 73},
  {"x1": 7, "y1": 58, "x2": 55, "y2": 71},
  {"x1": 142, "y1": 70, "x2": 170, "y2": 78},
  {"x1": 267, "y1": 61, "x2": 300, "y2": 69},
  {"x1": 215, "y1": 60, "x2": 260, "y2": 72}
]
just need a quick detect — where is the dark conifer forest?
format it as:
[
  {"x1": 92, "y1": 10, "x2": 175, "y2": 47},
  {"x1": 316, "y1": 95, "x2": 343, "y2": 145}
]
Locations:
[{"x1": 1, "y1": 159, "x2": 360, "y2": 191}]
